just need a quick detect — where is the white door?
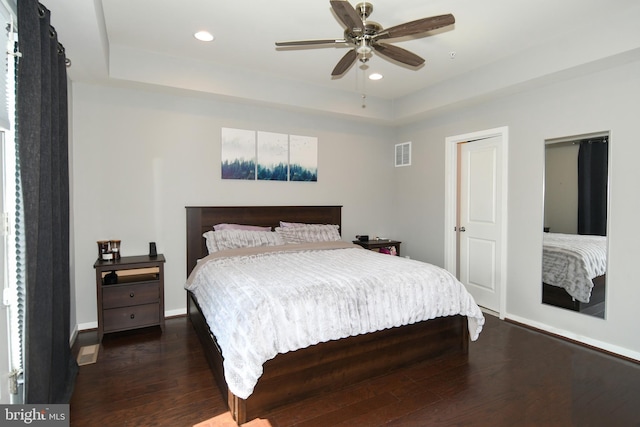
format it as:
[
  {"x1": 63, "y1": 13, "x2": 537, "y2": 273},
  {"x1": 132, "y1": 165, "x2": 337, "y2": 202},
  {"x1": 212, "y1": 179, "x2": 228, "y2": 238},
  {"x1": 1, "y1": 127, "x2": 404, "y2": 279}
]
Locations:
[
  {"x1": 458, "y1": 136, "x2": 503, "y2": 311},
  {"x1": 445, "y1": 127, "x2": 508, "y2": 316}
]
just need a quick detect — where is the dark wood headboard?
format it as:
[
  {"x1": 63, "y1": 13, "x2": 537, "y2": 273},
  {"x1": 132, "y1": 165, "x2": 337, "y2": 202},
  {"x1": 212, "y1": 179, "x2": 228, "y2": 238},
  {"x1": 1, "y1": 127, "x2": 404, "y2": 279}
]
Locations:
[{"x1": 185, "y1": 206, "x2": 342, "y2": 276}]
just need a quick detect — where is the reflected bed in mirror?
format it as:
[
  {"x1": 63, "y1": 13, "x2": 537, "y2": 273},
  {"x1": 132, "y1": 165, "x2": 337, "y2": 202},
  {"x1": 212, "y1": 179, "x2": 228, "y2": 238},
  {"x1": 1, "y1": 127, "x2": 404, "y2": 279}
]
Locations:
[{"x1": 543, "y1": 132, "x2": 608, "y2": 318}]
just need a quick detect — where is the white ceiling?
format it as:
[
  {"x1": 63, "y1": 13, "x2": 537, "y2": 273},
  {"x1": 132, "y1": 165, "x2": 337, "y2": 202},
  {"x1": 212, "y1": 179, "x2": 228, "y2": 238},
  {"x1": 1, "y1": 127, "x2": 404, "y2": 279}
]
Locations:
[{"x1": 46, "y1": 0, "x2": 640, "y2": 123}]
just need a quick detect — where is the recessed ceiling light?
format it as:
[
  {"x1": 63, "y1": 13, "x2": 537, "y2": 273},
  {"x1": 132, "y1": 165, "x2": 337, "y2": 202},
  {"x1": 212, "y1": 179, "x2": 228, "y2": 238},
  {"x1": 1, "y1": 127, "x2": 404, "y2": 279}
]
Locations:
[
  {"x1": 194, "y1": 31, "x2": 214, "y2": 42},
  {"x1": 369, "y1": 73, "x2": 383, "y2": 81}
]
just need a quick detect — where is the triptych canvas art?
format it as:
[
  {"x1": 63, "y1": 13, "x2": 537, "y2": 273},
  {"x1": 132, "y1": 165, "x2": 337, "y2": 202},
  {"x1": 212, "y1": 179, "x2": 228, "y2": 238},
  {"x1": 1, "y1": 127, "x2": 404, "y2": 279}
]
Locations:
[{"x1": 221, "y1": 127, "x2": 318, "y2": 182}]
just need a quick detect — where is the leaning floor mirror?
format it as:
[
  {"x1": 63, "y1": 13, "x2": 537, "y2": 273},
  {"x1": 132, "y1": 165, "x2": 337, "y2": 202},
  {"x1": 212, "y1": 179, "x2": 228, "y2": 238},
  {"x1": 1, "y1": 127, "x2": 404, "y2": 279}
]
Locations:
[{"x1": 542, "y1": 132, "x2": 608, "y2": 318}]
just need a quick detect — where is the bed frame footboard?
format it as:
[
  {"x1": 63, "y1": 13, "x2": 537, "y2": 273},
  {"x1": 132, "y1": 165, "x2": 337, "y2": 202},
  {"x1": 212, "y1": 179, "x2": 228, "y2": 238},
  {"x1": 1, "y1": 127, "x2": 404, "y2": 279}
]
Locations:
[
  {"x1": 542, "y1": 274, "x2": 606, "y2": 317},
  {"x1": 188, "y1": 291, "x2": 468, "y2": 423}
]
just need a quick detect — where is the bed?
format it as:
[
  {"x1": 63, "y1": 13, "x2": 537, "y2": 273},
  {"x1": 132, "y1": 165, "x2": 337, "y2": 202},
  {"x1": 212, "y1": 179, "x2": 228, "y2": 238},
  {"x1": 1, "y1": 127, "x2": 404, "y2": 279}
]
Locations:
[
  {"x1": 185, "y1": 206, "x2": 485, "y2": 424},
  {"x1": 542, "y1": 232, "x2": 607, "y2": 317}
]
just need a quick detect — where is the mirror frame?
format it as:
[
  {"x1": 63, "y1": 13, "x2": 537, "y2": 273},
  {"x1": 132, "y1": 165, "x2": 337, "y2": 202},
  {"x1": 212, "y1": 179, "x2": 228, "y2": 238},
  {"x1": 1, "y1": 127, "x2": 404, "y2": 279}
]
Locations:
[{"x1": 542, "y1": 131, "x2": 609, "y2": 318}]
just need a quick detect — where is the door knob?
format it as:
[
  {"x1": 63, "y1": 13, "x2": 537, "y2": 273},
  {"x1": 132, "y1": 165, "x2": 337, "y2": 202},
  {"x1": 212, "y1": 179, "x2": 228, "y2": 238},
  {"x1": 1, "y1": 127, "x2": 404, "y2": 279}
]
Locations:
[{"x1": 459, "y1": 226, "x2": 466, "y2": 232}]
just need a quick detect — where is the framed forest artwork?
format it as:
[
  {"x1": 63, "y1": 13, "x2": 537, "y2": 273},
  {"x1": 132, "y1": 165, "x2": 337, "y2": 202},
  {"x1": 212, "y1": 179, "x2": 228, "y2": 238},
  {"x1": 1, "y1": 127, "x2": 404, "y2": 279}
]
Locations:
[{"x1": 221, "y1": 128, "x2": 317, "y2": 182}]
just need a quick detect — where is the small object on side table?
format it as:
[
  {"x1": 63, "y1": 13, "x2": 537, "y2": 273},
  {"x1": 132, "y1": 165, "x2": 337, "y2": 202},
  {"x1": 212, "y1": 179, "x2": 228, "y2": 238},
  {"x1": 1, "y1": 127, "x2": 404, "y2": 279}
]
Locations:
[
  {"x1": 110, "y1": 239, "x2": 121, "y2": 259},
  {"x1": 352, "y1": 239, "x2": 402, "y2": 256}
]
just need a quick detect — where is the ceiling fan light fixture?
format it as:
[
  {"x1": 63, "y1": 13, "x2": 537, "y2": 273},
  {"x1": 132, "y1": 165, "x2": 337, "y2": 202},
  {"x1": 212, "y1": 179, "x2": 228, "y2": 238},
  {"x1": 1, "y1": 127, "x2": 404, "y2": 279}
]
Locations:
[
  {"x1": 194, "y1": 31, "x2": 214, "y2": 42},
  {"x1": 356, "y1": 39, "x2": 372, "y2": 55}
]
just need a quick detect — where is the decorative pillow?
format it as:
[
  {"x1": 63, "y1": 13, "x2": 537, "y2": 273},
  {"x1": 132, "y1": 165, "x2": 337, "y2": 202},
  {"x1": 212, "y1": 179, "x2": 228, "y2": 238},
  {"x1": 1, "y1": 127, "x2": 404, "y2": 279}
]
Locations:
[
  {"x1": 275, "y1": 224, "x2": 341, "y2": 244},
  {"x1": 279, "y1": 221, "x2": 305, "y2": 227},
  {"x1": 213, "y1": 223, "x2": 272, "y2": 231},
  {"x1": 203, "y1": 229, "x2": 284, "y2": 253}
]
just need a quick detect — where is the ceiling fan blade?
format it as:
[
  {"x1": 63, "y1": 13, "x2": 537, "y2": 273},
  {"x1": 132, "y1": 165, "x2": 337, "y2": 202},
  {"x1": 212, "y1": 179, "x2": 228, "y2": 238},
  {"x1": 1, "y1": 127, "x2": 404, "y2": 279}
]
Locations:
[
  {"x1": 330, "y1": 0, "x2": 364, "y2": 34},
  {"x1": 276, "y1": 39, "x2": 346, "y2": 47},
  {"x1": 331, "y1": 49, "x2": 358, "y2": 76},
  {"x1": 373, "y1": 43, "x2": 424, "y2": 67},
  {"x1": 378, "y1": 14, "x2": 455, "y2": 40}
]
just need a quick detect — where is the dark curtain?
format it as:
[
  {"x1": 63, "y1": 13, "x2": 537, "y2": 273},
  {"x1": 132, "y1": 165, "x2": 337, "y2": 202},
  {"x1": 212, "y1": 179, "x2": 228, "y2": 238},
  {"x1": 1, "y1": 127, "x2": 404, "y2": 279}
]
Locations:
[
  {"x1": 577, "y1": 137, "x2": 608, "y2": 236},
  {"x1": 17, "y1": 0, "x2": 77, "y2": 403}
]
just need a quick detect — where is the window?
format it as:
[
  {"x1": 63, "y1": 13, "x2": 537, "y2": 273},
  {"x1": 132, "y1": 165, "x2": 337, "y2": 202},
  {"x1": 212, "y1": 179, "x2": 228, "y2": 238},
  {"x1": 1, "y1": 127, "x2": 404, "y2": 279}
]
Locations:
[{"x1": 0, "y1": 0, "x2": 22, "y2": 403}]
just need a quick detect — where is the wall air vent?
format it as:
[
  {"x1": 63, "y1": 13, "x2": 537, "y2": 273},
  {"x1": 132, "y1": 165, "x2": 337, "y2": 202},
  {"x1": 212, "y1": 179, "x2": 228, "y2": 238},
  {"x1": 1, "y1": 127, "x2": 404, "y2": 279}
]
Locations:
[{"x1": 395, "y1": 142, "x2": 411, "y2": 167}]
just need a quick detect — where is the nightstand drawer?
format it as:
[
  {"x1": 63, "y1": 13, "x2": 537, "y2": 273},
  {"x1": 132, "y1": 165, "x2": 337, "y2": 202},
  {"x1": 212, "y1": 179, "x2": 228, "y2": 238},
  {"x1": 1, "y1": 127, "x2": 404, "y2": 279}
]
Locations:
[
  {"x1": 102, "y1": 282, "x2": 159, "y2": 309},
  {"x1": 103, "y1": 303, "x2": 160, "y2": 332}
]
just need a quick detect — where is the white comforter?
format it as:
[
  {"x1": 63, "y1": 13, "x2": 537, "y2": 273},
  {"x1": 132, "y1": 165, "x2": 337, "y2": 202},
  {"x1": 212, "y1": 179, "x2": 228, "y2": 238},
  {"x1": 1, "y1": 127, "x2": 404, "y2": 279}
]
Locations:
[
  {"x1": 542, "y1": 233, "x2": 607, "y2": 303},
  {"x1": 184, "y1": 241, "x2": 485, "y2": 399}
]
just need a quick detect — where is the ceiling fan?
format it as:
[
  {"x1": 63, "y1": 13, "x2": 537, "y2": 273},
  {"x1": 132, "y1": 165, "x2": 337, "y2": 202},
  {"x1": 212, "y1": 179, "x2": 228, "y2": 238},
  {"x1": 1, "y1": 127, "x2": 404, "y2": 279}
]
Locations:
[{"x1": 275, "y1": 0, "x2": 455, "y2": 77}]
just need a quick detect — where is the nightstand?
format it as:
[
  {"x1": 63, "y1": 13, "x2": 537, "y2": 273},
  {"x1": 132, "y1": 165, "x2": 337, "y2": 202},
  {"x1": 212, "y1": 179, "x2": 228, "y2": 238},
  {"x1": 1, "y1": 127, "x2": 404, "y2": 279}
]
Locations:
[
  {"x1": 352, "y1": 239, "x2": 401, "y2": 256},
  {"x1": 94, "y1": 254, "x2": 165, "y2": 341}
]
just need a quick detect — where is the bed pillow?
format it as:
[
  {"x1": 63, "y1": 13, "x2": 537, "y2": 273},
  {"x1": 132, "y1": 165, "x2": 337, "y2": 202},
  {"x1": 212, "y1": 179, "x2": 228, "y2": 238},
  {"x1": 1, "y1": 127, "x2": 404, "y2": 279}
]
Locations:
[
  {"x1": 275, "y1": 224, "x2": 341, "y2": 244},
  {"x1": 279, "y1": 221, "x2": 305, "y2": 227},
  {"x1": 213, "y1": 223, "x2": 272, "y2": 231},
  {"x1": 203, "y1": 229, "x2": 284, "y2": 253}
]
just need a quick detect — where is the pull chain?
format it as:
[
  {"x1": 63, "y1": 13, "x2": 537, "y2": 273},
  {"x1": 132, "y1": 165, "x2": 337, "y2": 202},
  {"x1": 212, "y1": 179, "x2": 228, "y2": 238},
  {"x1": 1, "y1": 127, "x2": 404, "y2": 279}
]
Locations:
[
  {"x1": 360, "y1": 63, "x2": 367, "y2": 109},
  {"x1": 354, "y1": 57, "x2": 368, "y2": 108}
]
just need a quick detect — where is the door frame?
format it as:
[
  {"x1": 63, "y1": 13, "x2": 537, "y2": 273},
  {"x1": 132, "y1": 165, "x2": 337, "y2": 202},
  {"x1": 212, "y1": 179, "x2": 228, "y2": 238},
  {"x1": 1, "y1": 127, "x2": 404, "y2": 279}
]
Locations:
[{"x1": 444, "y1": 126, "x2": 509, "y2": 318}]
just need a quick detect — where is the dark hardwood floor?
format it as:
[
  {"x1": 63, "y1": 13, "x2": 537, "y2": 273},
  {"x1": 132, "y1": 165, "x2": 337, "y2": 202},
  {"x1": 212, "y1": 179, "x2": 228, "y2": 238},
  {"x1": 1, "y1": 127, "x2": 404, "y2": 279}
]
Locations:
[{"x1": 70, "y1": 314, "x2": 640, "y2": 427}]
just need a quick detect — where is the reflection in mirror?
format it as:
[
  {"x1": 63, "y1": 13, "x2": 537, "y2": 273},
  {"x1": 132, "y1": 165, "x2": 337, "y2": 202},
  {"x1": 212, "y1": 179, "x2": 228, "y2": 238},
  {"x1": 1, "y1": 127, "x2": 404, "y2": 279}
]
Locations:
[{"x1": 542, "y1": 132, "x2": 608, "y2": 318}]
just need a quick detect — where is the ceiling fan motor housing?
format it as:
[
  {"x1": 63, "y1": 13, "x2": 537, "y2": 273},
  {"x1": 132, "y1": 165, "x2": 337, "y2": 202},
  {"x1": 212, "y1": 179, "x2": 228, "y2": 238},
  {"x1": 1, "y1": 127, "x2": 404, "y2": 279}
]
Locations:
[
  {"x1": 355, "y1": 2, "x2": 373, "y2": 19},
  {"x1": 344, "y1": 22, "x2": 381, "y2": 44}
]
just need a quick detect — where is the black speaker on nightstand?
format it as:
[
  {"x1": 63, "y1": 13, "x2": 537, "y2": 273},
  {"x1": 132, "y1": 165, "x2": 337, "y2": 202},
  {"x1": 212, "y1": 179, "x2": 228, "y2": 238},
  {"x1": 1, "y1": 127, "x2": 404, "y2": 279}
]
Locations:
[{"x1": 149, "y1": 242, "x2": 157, "y2": 257}]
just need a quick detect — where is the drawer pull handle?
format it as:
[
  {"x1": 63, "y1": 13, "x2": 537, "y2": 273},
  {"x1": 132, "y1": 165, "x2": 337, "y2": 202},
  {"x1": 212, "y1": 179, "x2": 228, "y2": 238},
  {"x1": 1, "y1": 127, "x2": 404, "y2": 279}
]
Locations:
[
  {"x1": 129, "y1": 292, "x2": 135, "y2": 298},
  {"x1": 130, "y1": 314, "x2": 135, "y2": 319}
]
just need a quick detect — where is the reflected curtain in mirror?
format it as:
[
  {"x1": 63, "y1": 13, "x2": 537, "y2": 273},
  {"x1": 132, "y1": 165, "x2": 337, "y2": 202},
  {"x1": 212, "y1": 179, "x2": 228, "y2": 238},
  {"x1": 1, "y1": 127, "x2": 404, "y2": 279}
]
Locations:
[{"x1": 578, "y1": 137, "x2": 608, "y2": 236}]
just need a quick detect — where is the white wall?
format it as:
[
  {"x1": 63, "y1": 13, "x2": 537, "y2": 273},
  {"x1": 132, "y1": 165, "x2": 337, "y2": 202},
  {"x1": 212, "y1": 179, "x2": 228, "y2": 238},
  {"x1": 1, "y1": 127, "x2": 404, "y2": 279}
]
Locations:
[
  {"x1": 544, "y1": 143, "x2": 580, "y2": 234},
  {"x1": 70, "y1": 57, "x2": 640, "y2": 360},
  {"x1": 70, "y1": 83, "x2": 395, "y2": 328},
  {"x1": 393, "y1": 58, "x2": 640, "y2": 359}
]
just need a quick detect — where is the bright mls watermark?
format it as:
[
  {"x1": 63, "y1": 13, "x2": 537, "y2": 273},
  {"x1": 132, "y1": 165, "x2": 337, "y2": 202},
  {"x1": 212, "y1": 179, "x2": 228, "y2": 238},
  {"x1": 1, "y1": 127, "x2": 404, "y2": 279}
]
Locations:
[{"x1": 1, "y1": 405, "x2": 69, "y2": 426}]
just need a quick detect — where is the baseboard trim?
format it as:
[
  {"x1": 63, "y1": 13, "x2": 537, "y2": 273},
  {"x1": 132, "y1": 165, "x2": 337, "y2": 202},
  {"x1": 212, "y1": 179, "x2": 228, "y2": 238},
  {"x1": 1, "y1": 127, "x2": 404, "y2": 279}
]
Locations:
[
  {"x1": 69, "y1": 324, "x2": 79, "y2": 346},
  {"x1": 165, "y1": 308, "x2": 186, "y2": 318},
  {"x1": 505, "y1": 315, "x2": 640, "y2": 364},
  {"x1": 74, "y1": 308, "x2": 187, "y2": 332},
  {"x1": 77, "y1": 321, "x2": 98, "y2": 332}
]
